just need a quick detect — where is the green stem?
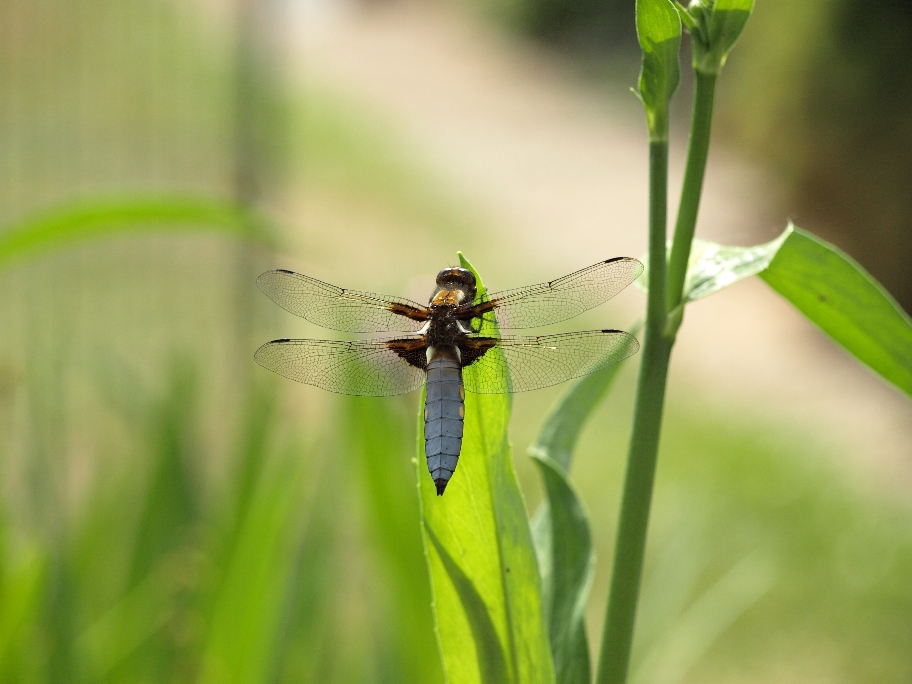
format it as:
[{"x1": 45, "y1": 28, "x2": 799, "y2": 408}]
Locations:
[
  {"x1": 666, "y1": 70, "x2": 717, "y2": 312},
  {"x1": 595, "y1": 140, "x2": 673, "y2": 684}
]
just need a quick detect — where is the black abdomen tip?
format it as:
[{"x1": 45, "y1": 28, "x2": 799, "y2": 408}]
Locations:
[{"x1": 435, "y1": 479, "x2": 448, "y2": 496}]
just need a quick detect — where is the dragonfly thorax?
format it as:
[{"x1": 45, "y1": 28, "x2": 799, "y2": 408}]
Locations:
[{"x1": 425, "y1": 308, "x2": 467, "y2": 350}]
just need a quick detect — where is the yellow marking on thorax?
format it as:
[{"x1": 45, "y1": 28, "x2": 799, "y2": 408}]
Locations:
[{"x1": 432, "y1": 288, "x2": 464, "y2": 306}]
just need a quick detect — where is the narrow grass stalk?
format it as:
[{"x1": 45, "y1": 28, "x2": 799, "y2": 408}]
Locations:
[
  {"x1": 595, "y1": 141, "x2": 674, "y2": 684},
  {"x1": 666, "y1": 70, "x2": 717, "y2": 311}
]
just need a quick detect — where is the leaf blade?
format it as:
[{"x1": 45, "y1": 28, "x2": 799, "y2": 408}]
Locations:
[
  {"x1": 760, "y1": 226, "x2": 912, "y2": 397},
  {"x1": 639, "y1": 224, "x2": 912, "y2": 396},
  {"x1": 417, "y1": 254, "x2": 554, "y2": 684},
  {"x1": 529, "y1": 455, "x2": 594, "y2": 684}
]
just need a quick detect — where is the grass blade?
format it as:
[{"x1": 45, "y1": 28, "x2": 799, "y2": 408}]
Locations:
[
  {"x1": 345, "y1": 397, "x2": 444, "y2": 684},
  {"x1": 0, "y1": 196, "x2": 274, "y2": 269}
]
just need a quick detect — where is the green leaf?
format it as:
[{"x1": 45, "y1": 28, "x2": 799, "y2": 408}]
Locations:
[
  {"x1": 636, "y1": 0, "x2": 682, "y2": 139},
  {"x1": 526, "y1": 332, "x2": 636, "y2": 684},
  {"x1": 416, "y1": 254, "x2": 554, "y2": 684},
  {"x1": 639, "y1": 224, "x2": 912, "y2": 397},
  {"x1": 0, "y1": 547, "x2": 45, "y2": 668},
  {"x1": 682, "y1": 233, "x2": 789, "y2": 303},
  {"x1": 529, "y1": 325, "x2": 640, "y2": 473},
  {"x1": 674, "y1": 3, "x2": 698, "y2": 32},
  {"x1": 759, "y1": 226, "x2": 912, "y2": 398},
  {"x1": 637, "y1": 232, "x2": 787, "y2": 303},
  {"x1": 529, "y1": 456, "x2": 593, "y2": 684},
  {"x1": 0, "y1": 196, "x2": 275, "y2": 270}
]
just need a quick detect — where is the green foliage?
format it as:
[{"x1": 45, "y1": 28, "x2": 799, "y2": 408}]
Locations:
[
  {"x1": 526, "y1": 355, "x2": 635, "y2": 684},
  {"x1": 640, "y1": 233, "x2": 788, "y2": 303},
  {"x1": 760, "y1": 227, "x2": 912, "y2": 397},
  {"x1": 632, "y1": 551, "x2": 776, "y2": 684},
  {"x1": 2, "y1": 4, "x2": 910, "y2": 681},
  {"x1": 643, "y1": 225, "x2": 912, "y2": 396},
  {"x1": 676, "y1": 0, "x2": 755, "y2": 74},
  {"x1": 635, "y1": 0, "x2": 682, "y2": 139},
  {"x1": 344, "y1": 397, "x2": 444, "y2": 684},
  {"x1": 529, "y1": 353, "x2": 635, "y2": 474},
  {"x1": 529, "y1": 456, "x2": 592, "y2": 684},
  {"x1": 0, "y1": 197, "x2": 275, "y2": 268},
  {"x1": 416, "y1": 254, "x2": 554, "y2": 684}
]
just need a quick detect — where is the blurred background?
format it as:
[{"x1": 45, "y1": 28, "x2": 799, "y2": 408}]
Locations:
[{"x1": 1, "y1": 0, "x2": 911, "y2": 681}]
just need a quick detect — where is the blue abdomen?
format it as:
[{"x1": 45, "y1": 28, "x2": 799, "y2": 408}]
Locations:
[{"x1": 424, "y1": 353, "x2": 464, "y2": 496}]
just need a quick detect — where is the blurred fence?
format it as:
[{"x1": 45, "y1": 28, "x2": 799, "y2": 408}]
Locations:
[{"x1": 0, "y1": 1, "x2": 440, "y2": 681}]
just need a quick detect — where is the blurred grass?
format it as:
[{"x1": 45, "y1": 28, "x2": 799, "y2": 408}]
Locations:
[{"x1": 0, "y1": 1, "x2": 910, "y2": 682}]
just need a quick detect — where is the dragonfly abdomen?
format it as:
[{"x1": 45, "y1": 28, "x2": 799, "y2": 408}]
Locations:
[{"x1": 424, "y1": 351, "x2": 465, "y2": 496}]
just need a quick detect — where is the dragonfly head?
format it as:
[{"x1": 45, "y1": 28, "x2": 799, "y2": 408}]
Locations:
[{"x1": 432, "y1": 267, "x2": 477, "y2": 305}]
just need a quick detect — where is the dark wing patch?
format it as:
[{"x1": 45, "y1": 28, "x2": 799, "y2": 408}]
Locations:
[
  {"x1": 257, "y1": 269, "x2": 430, "y2": 333},
  {"x1": 459, "y1": 336, "x2": 499, "y2": 367},
  {"x1": 458, "y1": 258, "x2": 643, "y2": 330},
  {"x1": 387, "y1": 337, "x2": 429, "y2": 370},
  {"x1": 254, "y1": 337, "x2": 426, "y2": 396},
  {"x1": 461, "y1": 329, "x2": 639, "y2": 394}
]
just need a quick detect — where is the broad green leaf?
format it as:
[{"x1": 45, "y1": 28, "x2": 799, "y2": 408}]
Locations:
[
  {"x1": 0, "y1": 196, "x2": 274, "y2": 269},
  {"x1": 760, "y1": 226, "x2": 912, "y2": 398},
  {"x1": 416, "y1": 254, "x2": 554, "y2": 684},
  {"x1": 527, "y1": 331, "x2": 637, "y2": 684},
  {"x1": 639, "y1": 224, "x2": 912, "y2": 397},
  {"x1": 636, "y1": 0, "x2": 682, "y2": 139}
]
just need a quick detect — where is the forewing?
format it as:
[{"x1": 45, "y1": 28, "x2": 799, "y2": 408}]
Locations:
[
  {"x1": 257, "y1": 269, "x2": 429, "y2": 333},
  {"x1": 254, "y1": 337, "x2": 426, "y2": 396},
  {"x1": 462, "y1": 330, "x2": 639, "y2": 394},
  {"x1": 474, "y1": 258, "x2": 643, "y2": 329}
]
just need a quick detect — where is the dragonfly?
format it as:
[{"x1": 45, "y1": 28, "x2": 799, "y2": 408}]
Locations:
[{"x1": 254, "y1": 258, "x2": 643, "y2": 495}]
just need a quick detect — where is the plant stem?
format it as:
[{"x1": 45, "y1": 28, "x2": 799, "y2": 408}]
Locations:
[
  {"x1": 666, "y1": 70, "x2": 717, "y2": 311},
  {"x1": 596, "y1": 68, "x2": 720, "y2": 684},
  {"x1": 595, "y1": 140, "x2": 673, "y2": 684}
]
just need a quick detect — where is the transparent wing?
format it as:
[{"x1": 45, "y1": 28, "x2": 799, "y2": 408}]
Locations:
[
  {"x1": 471, "y1": 258, "x2": 643, "y2": 329},
  {"x1": 462, "y1": 330, "x2": 639, "y2": 394},
  {"x1": 257, "y1": 269, "x2": 429, "y2": 333},
  {"x1": 254, "y1": 337, "x2": 426, "y2": 396}
]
